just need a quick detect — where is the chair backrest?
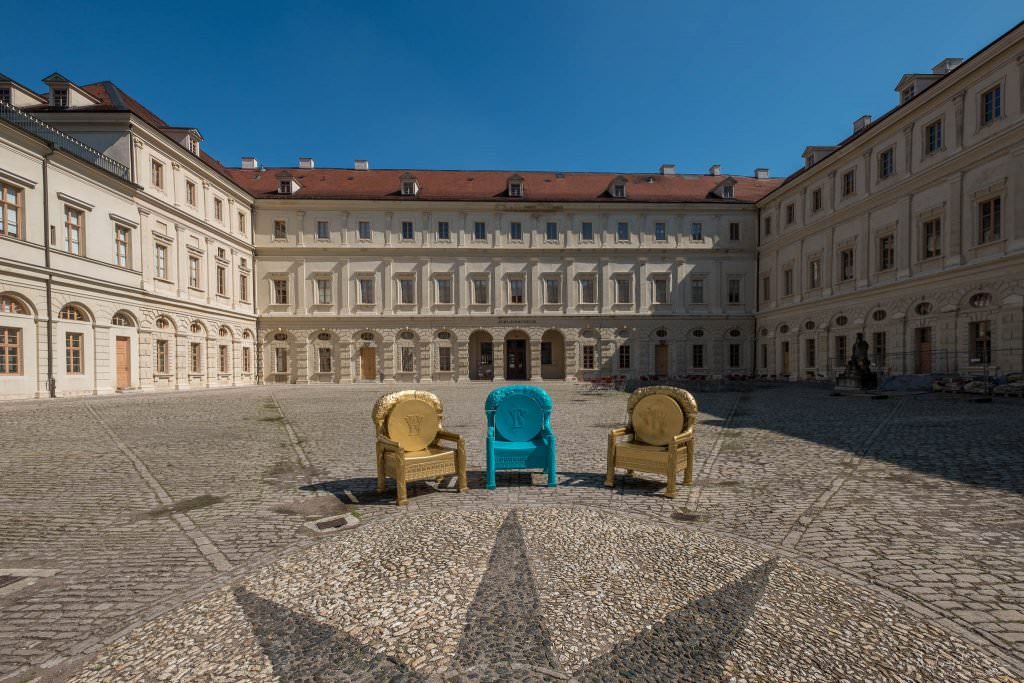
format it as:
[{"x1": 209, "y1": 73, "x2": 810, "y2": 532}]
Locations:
[
  {"x1": 372, "y1": 390, "x2": 443, "y2": 451},
  {"x1": 485, "y1": 385, "x2": 552, "y2": 442},
  {"x1": 626, "y1": 386, "x2": 698, "y2": 446}
]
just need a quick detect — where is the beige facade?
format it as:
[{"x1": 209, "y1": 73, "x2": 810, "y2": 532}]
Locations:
[
  {"x1": 0, "y1": 76, "x2": 257, "y2": 399},
  {"x1": 253, "y1": 197, "x2": 760, "y2": 383},
  {"x1": 756, "y1": 22, "x2": 1024, "y2": 379}
]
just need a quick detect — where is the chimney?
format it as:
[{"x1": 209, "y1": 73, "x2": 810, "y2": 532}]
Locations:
[
  {"x1": 932, "y1": 57, "x2": 963, "y2": 75},
  {"x1": 241, "y1": 156, "x2": 258, "y2": 170},
  {"x1": 754, "y1": 168, "x2": 770, "y2": 180},
  {"x1": 853, "y1": 115, "x2": 872, "y2": 133},
  {"x1": 298, "y1": 157, "x2": 315, "y2": 169},
  {"x1": 354, "y1": 159, "x2": 369, "y2": 171},
  {"x1": 709, "y1": 164, "x2": 721, "y2": 176},
  {"x1": 659, "y1": 164, "x2": 676, "y2": 175}
]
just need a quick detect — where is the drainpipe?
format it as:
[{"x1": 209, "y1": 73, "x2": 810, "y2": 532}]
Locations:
[
  {"x1": 43, "y1": 146, "x2": 56, "y2": 398},
  {"x1": 753, "y1": 206, "x2": 762, "y2": 377}
]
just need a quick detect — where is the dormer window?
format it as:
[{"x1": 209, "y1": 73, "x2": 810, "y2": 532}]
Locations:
[
  {"x1": 187, "y1": 136, "x2": 198, "y2": 155},
  {"x1": 53, "y1": 88, "x2": 69, "y2": 109},
  {"x1": 278, "y1": 180, "x2": 292, "y2": 194},
  {"x1": 712, "y1": 177, "x2": 737, "y2": 200},
  {"x1": 722, "y1": 185, "x2": 734, "y2": 199},
  {"x1": 508, "y1": 176, "x2": 524, "y2": 198},
  {"x1": 0, "y1": 88, "x2": 10, "y2": 104},
  {"x1": 901, "y1": 85, "x2": 915, "y2": 103},
  {"x1": 613, "y1": 183, "x2": 626, "y2": 198},
  {"x1": 400, "y1": 173, "x2": 419, "y2": 197}
]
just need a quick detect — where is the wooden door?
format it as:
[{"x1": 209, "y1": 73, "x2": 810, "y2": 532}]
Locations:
[
  {"x1": 115, "y1": 336, "x2": 131, "y2": 389},
  {"x1": 506, "y1": 340, "x2": 527, "y2": 380},
  {"x1": 915, "y1": 328, "x2": 932, "y2": 374},
  {"x1": 781, "y1": 341, "x2": 791, "y2": 375},
  {"x1": 654, "y1": 344, "x2": 668, "y2": 376},
  {"x1": 360, "y1": 347, "x2": 377, "y2": 380}
]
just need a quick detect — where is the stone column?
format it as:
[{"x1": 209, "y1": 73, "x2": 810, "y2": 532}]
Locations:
[
  {"x1": 529, "y1": 339, "x2": 541, "y2": 381},
  {"x1": 493, "y1": 340, "x2": 505, "y2": 381},
  {"x1": 456, "y1": 340, "x2": 469, "y2": 382}
]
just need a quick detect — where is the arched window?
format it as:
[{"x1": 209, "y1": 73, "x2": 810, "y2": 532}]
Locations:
[
  {"x1": 111, "y1": 313, "x2": 134, "y2": 327},
  {"x1": 59, "y1": 305, "x2": 86, "y2": 321},
  {"x1": 219, "y1": 326, "x2": 231, "y2": 338},
  {"x1": 804, "y1": 321, "x2": 815, "y2": 331},
  {"x1": 156, "y1": 317, "x2": 171, "y2": 329},
  {"x1": 834, "y1": 315, "x2": 848, "y2": 327},
  {"x1": 914, "y1": 302, "x2": 932, "y2": 316},
  {"x1": 317, "y1": 332, "x2": 331, "y2": 341},
  {"x1": 273, "y1": 332, "x2": 288, "y2": 341},
  {"x1": 692, "y1": 329, "x2": 705, "y2": 338},
  {"x1": 0, "y1": 295, "x2": 28, "y2": 315},
  {"x1": 872, "y1": 310, "x2": 887, "y2": 322},
  {"x1": 730, "y1": 328, "x2": 743, "y2": 336},
  {"x1": 190, "y1": 322, "x2": 203, "y2": 334},
  {"x1": 969, "y1": 293, "x2": 992, "y2": 308}
]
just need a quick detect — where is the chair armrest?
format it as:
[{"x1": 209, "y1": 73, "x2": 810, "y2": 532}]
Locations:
[
  {"x1": 608, "y1": 425, "x2": 633, "y2": 438},
  {"x1": 436, "y1": 429, "x2": 464, "y2": 444},
  {"x1": 377, "y1": 435, "x2": 402, "y2": 451},
  {"x1": 672, "y1": 428, "x2": 694, "y2": 445}
]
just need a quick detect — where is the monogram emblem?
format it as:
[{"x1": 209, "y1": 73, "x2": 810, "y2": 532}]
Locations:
[
  {"x1": 404, "y1": 415, "x2": 424, "y2": 435},
  {"x1": 509, "y1": 408, "x2": 527, "y2": 429}
]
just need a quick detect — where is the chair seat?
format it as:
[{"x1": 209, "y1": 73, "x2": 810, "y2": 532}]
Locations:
[
  {"x1": 401, "y1": 445, "x2": 456, "y2": 459},
  {"x1": 383, "y1": 445, "x2": 458, "y2": 483}
]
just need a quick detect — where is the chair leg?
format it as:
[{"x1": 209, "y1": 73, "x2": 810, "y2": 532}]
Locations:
[
  {"x1": 486, "y1": 441, "x2": 496, "y2": 490},
  {"x1": 665, "y1": 449, "x2": 678, "y2": 499},
  {"x1": 376, "y1": 447, "x2": 386, "y2": 494},
  {"x1": 396, "y1": 478, "x2": 408, "y2": 506},
  {"x1": 604, "y1": 452, "x2": 616, "y2": 488},
  {"x1": 547, "y1": 454, "x2": 557, "y2": 487},
  {"x1": 457, "y1": 443, "x2": 469, "y2": 493},
  {"x1": 685, "y1": 440, "x2": 695, "y2": 486}
]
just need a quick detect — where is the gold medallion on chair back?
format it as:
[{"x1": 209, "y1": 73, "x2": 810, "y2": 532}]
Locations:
[
  {"x1": 386, "y1": 399, "x2": 440, "y2": 451},
  {"x1": 631, "y1": 394, "x2": 684, "y2": 446}
]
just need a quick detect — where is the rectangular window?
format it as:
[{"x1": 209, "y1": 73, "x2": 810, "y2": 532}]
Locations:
[
  {"x1": 729, "y1": 222, "x2": 740, "y2": 240},
  {"x1": 1, "y1": 183, "x2": 22, "y2": 238},
  {"x1": 840, "y1": 248, "x2": 855, "y2": 281},
  {"x1": 691, "y1": 278, "x2": 704, "y2": 305},
  {"x1": 581, "y1": 221, "x2": 594, "y2": 241},
  {"x1": 214, "y1": 198, "x2": 223, "y2": 221},
  {"x1": 808, "y1": 259, "x2": 821, "y2": 289},
  {"x1": 690, "y1": 222, "x2": 703, "y2": 241},
  {"x1": 398, "y1": 277, "x2": 416, "y2": 305},
  {"x1": 878, "y1": 148, "x2": 894, "y2": 179},
  {"x1": 544, "y1": 277, "x2": 560, "y2": 304},
  {"x1": 64, "y1": 206, "x2": 84, "y2": 255},
  {"x1": 438, "y1": 346, "x2": 452, "y2": 372},
  {"x1": 923, "y1": 218, "x2": 942, "y2": 259},
  {"x1": 541, "y1": 342, "x2": 552, "y2": 365},
  {"x1": 189, "y1": 255, "x2": 203, "y2": 289},
  {"x1": 785, "y1": 203, "x2": 795, "y2": 225},
  {"x1": 727, "y1": 278, "x2": 741, "y2": 304},
  {"x1": 155, "y1": 244, "x2": 168, "y2": 279},
  {"x1": 805, "y1": 339, "x2": 816, "y2": 367},
  {"x1": 730, "y1": 343, "x2": 742, "y2": 368},
  {"x1": 615, "y1": 277, "x2": 632, "y2": 304},
  {"x1": 617, "y1": 222, "x2": 629, "y2": 242},
  {"x1": 509, "y1": 277, "x2": 525, "y2": 305},
  {"x1": 186, "y1": 180, "x2": 196, "y2": 206},
  {"x1": 400, "y1": 347, "x2": 415, "y2": 373},
  {"x1": 219, "y1": 345, "x2": 228, "y2": 373},
  {"x1": 545, "y1": 222, "x2": 558, "y2": 241},
  {"x1": 835, "y1": 335, "x2": 848, "y2": 364},
  {"x1": 655, "y1": 222, "x2": 667, "y2": 241},
  {"x1": 115, "y1": 226, "x2": 131, "y2": 268},
  {"x1": 437, "y1": 221, "x2": 450, "y2": 241},
  {"x1": 692, "y1": 344, "x2": 704, "y2": 369},
  {"x1": 618, "y1": 344, "x2": 631, "y2": 369},
  {"x1": 473, "y1": 221, "x2": 486, "y2": 240},
  {"x1": 925, "y1": 120, "x2": 943, "y2": 154},
  {"x1": 238, "y1": 212, "x2": 247, "y2": 235},
  {"x1": 436, "y1": 277, "x2": 453, "y2": 304},
  {"x1": 842, "y1": 169, "x2": 856, "y2": 197},
  {"x1": 401, "y1": 221, "x2": 414, "y2": 241},
  {"x1": 783, "y1": 268, "x2": 793, "y2": 296},
  {"x1": 53, "y1": 88, "x2": 69, "y2": 108},
  {"x1": 316, "y1": 278, "x2": 331, "y2": 304},
  {"x1": 811, "y1": 188, "x2": 822, "y2": 212},
  {"x1": 216, "y1": 265, "x2": 226, "y2": 295},
  {"x1": 970, "y1": 321, "x2": 992, "y2": 364},
  {"x1": 762, "y1": 275, "x2": 771, "y2": 301},
  {"x1": 242, "y1": 347, "x2": 251, "y2": 373},
  {"x1": 358, "y1": 277, "x2": 375, "y2": 305},
  {"x1": 764, "y1": 216, "x2": 772, "y2": 235},
  {"x1": 879, "y1": 235, "x2": 895, "y2": 271},
  {"x1": 274, "y1": 347, "x2": 287, "y2": 373},
  {"x1": 981, "y1": 85, "x2": 1001, "y2": 124},
  {"x1": 0, "y1": 327, "x2": 21, "y2": 375},
  {"x1": 273, "y1": 221, "x2": 287, "y2": 239},
  {"x1": 358, "y1": 221, "x2": 371, "y2": 240},
  {"x1": 579, "y1": 277, "x2": 596, "y2": 304},
  {"x1": 155, "y1": 339, "x2": 168, "y2": 374},
  {"x1": 318, "y1": 347, "x2": 332, "y2": 373},
  {"x1": 316, "y1": 220, "x2": 329, "y2": 240},
  {"x1": 872, "y1": 332, "x2": 886, "y2": 365},
  {"x1": 239, "y1": 273, "x2": 249, "y2": 301},
  {"x1": 653, "y1": 277, "x2": 669, "y2": 304},
  {"x1": 978, "y1": 197, "x2": 1001, "y2": 244},
  {"x1": 509, "y1": 222, "x2": 523, "y2": 241},
  {"x1": 64, "y1": 332, "x2": 84, "y2": 374},
  {"x1": 472, "y1": 278, "x2": 489, "y2": 304},
  {"x1": 151, "y1": 159, "x2": 164, "y2": 189},
  {"x1": 582, "y1": 345, "x2": 595, "y2": 370},
  {"x1": 273, "y1": 278, "x2": 288, "y2": 304}
]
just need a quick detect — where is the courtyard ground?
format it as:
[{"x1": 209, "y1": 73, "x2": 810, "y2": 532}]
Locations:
[{"x1": 0, "y1": 383, "x2": 1021, "y2": 681}]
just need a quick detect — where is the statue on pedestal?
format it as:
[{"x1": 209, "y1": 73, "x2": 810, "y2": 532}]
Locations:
[{"x1": 837, "y1": 332, "x2": 878, "y2": 391}]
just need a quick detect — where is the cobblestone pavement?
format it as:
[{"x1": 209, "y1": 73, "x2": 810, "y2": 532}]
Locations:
[{"x1": 0, "y1": 383, "x2": 1021, "y2": 681}]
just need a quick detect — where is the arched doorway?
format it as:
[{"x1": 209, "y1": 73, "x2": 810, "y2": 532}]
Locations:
[
  {"x1": 353, "y1": 331, "x2": 380, "y2": 381},
  {"x1": 540, "y1": 330, "x2": 565, "y2": 380},
  {"x1": 505, "y1": 330, "x2": 529, "y2": 380},
  {"x1": 468, "y1": 330, "x2": 493, "y2": 380}
]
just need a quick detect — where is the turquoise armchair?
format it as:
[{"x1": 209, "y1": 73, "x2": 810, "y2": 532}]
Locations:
[{"x1": 485, "y1": 385, "x2": 556, "y2": 488}]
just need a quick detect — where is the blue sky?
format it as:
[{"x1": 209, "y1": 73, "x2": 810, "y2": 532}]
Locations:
[{"x1": 4, "y1": 1, "x2": 1021, "y2": 177}]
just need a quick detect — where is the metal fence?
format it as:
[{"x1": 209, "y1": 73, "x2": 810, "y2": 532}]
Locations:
[
  {"x1": 818, "y1": 347, "x2": 1024, "y2": 379},
  {"x1": 0, "y1": 101, "x2": 131, "y2": 181}
]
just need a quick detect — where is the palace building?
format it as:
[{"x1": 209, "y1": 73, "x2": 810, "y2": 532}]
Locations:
[{"x1": 0, "y1": 19, "x2": 1021, "y2": 397}]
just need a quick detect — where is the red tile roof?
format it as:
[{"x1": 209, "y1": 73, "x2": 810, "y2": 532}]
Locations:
[{"x1": 226, "y1": 168, "x2": 782, "y2": 204}]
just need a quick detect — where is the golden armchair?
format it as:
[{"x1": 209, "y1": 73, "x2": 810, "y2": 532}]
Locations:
[
  {"x1": 605, "y1": 386, "x2": 698, "y2": 498},
  {"x1": 372, "y1": 390, "x2": 468, "y2": 506}
]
